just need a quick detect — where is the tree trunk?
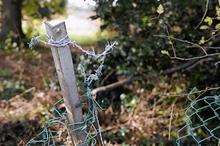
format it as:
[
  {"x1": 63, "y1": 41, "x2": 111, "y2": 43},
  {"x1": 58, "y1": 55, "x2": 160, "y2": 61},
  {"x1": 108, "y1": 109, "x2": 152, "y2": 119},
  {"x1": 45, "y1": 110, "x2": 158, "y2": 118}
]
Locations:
[{"x1": 0, "y1": 0, "x2": 24, "y2": 43}]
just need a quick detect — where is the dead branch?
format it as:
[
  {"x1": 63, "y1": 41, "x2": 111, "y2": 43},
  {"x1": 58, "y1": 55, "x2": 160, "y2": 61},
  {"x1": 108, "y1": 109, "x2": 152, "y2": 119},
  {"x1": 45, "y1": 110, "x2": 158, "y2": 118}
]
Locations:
[
  {"x1": 92, "y1": 77, "x2": 132, "y2": 97},
  {"x1": 185, "y1": 58, "x2": 213, "y2": 71},
  {"x1": 163, "y1": 59, "x2": 199, "y2": 74},
  {"x1": 195, "y1": 0, "x2": 209, "y2": 29}
]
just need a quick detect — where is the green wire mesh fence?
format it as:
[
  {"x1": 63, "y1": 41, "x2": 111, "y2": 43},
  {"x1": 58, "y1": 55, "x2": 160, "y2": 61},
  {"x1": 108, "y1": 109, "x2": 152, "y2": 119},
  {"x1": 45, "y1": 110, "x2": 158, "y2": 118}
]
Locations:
[{"x1": 177, "y1": 95, "x2": 220, "y2": 146}]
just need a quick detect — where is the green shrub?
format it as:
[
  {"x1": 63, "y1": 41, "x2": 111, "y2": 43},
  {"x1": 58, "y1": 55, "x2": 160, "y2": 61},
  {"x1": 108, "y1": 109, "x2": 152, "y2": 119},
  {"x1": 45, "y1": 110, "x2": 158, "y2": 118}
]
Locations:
[{"x1": 94, "y1": 0, "x2": 220, "y2": 86}]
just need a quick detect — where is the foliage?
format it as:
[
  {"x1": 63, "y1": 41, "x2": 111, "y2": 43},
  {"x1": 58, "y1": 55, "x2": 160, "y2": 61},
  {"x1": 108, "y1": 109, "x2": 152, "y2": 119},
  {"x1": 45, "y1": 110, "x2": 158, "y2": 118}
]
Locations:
[
  {"x1": 22, "y1": 0, "x2": 67, "y2": 38},
  {"x1": 120, "y1": 93, "x2": 138, "y2": 111},
  {"x1": 0, "y1": 0, "x2": 66, "y2": 51},
  {"x1": 23, "y1": 0, "x2": 66, "y2": 18},
  {"x1": 0, "y1": 80, "x2": 26, "y2": 100},
  {"x1": 94, "y1": 0, "x2": 220, "y2": 86}
]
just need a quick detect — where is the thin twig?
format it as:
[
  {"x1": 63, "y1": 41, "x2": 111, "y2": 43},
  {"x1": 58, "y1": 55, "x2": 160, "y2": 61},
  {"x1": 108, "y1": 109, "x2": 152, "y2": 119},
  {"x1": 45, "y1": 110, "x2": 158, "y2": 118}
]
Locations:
[
  {"x1": 101, "y1": 69, "x2": 116, "y2": 85},
  {"x1": 154, "y1": 34, "x2": 220, "y2": 61},
  {"x1": 165, "y1": 26, "x2": 176, "y2": 57},
  {"x1": 195, "y1": 0, "x2": 209, "y2": 29},
  {"x1": 163, "y1": 59, "x2": 199, "y2": 74},
  {"x1": 17, "y1": 87, "x2": 35, "y2": 97},
  {"x1": 206, "y1": 47, "x2": 220, "y2": 50},
  {"x1": 155, "y1": 34, "x2": 208, "y2": 55},
  {"x1": 170, "y1": 53, "x2": 220, "y2": 61},
  {"x1": 153, "y1": 86, "x2": 220, "y2": 110},
  {"x1": 168, "y1": 103, "x2": 175, "y2": 140},
  {"x1": 215, "y1": 61, "x2": 220, "y2": 66},
  {"x1": 159, "y1": 86, "x2": 220, "y2": 98}
]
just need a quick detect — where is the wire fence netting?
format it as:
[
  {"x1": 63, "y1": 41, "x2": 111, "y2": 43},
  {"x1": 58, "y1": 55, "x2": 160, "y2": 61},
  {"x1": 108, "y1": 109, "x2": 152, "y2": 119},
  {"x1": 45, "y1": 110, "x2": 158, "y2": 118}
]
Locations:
[
  {"x1": 177, "y1": 95, "x2": 220, "y2": 146},
  {"x1": 27, "y1": 35, "x2": 116, "y2": 146}
]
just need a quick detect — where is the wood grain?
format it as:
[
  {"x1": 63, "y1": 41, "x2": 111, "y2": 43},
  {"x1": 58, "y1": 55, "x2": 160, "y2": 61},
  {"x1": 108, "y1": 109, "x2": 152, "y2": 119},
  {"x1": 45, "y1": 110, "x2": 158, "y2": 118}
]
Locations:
[{"x1": 45, "y1": 22, "x2": 86, "y2": 146}]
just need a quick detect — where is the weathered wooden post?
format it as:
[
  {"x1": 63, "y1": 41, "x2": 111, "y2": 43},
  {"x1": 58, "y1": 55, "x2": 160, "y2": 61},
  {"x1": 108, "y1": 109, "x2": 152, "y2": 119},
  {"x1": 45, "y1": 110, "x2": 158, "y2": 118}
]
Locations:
[{"x1": 45, "y1": 22, "x2": 86, "y2": 145}]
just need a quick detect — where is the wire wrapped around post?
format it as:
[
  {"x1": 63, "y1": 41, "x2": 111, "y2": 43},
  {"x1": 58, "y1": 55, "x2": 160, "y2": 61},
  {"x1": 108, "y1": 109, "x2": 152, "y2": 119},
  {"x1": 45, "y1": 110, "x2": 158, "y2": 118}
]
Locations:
[{"x1": 28, "y1": 21, "x2": 116, "y2": 146}]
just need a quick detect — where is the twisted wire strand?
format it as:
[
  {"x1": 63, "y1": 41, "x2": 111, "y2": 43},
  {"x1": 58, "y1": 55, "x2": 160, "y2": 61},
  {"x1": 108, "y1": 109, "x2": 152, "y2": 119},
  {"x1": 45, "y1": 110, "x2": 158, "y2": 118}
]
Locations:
[{"x1": 29, "y1": 35, "x2": 116, "y2": 58}]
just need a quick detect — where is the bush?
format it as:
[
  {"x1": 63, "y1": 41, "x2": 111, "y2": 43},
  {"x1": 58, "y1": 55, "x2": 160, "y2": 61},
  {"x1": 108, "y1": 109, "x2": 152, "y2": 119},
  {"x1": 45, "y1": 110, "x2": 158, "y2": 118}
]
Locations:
[{"x1": 94, "y1": 0, "x2": 220, "y2": 86}]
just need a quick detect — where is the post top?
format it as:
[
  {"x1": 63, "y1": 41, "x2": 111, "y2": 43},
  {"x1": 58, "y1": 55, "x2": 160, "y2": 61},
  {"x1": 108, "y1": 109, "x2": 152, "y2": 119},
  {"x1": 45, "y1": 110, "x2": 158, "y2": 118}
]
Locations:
[{"x1": 45, "y1": 21, "x2": 68, "y2": 41}]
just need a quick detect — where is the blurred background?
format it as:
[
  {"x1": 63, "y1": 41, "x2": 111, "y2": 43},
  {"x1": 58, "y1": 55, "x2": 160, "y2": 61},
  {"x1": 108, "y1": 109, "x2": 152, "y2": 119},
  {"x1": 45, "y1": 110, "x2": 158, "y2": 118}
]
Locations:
[{"x1": 0, "y1": 0, "x2": 220, "y2": 145}]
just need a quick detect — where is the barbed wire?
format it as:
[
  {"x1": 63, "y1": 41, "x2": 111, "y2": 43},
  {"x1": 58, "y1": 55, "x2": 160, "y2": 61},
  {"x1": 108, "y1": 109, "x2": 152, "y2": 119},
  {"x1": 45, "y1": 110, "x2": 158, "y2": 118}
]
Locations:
[
  {"x1": 29, "y1": 35, "x2": 117, "y2": 58},
  {"x1": 28, "y1": 36, "x2": 116, "y2": 145}
]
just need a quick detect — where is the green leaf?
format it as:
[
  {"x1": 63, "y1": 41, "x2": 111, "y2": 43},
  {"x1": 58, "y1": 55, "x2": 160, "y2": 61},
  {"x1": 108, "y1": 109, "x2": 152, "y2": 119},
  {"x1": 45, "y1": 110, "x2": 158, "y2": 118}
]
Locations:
[
  {"x1": 142, "y1": 16, "x2": 149, "y2": 27},
  {"x1": 215, "y1": 23, "x2": 220, "y2": 30},
  {"x1": 161, "y1": 50, "x2": 170, "y2": 56},
  {"x1": 199, "y1": 25, "x2": 209, "y2": 30},
  {"x1": 199, "y1": 37, "x2": 205, "y2": 45},
  {"x1": 204, "y1": 16, "x2": 213, "y2": 26},
  {"x1": 216, "y1": 6, "x2": 220, "y2": 20},
  {"x1": 157, "y1": 4, "x2": 164, "y2": 14}
]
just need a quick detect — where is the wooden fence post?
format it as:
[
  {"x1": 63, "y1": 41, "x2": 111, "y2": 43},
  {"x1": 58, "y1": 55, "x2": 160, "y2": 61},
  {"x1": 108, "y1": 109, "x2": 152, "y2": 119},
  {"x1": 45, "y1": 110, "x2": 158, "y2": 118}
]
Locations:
[{"x1": 45, "y1": 22, "x2": 86, "y2": 145}]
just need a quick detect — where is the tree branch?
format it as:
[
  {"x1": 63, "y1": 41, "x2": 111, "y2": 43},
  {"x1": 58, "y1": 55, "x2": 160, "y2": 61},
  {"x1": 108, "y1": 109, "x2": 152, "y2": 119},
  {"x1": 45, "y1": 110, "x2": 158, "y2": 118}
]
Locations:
[
  {"x1": 163, "y1": 58, "x2": 213, "y2": 74},
  {"x1": 163, "y1": 60, "x2": 199, "y2": 74},
  {"x1": 170, "y1": 53, "x2": 220, "y2": 61},
  {"x1": 155, "y1": 34, "x2": 208, "y2": 56},
  {"x1": 92, "y1": 77, "x2": 132, "y2": 97},
  {"x1": 155, "y1": 34, "x2": 220, "y2": 61}
]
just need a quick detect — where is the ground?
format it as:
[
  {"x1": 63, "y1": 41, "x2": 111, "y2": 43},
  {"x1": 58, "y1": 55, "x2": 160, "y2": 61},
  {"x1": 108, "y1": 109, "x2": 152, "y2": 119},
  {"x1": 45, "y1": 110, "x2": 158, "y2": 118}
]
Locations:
[{"x1": 0, "y1": 48, "x2": 188, "y2": 145}]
